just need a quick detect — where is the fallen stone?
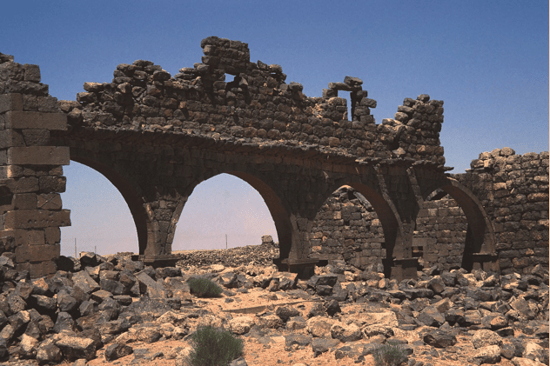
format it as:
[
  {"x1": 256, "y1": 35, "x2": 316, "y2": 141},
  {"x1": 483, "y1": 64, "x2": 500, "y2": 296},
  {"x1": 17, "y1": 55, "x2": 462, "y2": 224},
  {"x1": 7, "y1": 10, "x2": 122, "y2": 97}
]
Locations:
[
  {"x1": 229, "y1": 316, "x2": 255, "y2": 335},
  {"x1": 284, "y1": 334, "x2": 312, "y2": 348},
  {"x1": 136, "y1": 271, "x2": 168, "y2": 298},
  {"x1": 469, "y1": 345, "x2": 501, "y2": 364},
  {"x1": 36, "y1": 339, "x2": 62, "y2": 364},
  {"x1": 331, "y1": 322, "x2": 362, "y2": 342},
  {"x1": 423, "y1": 330, "x2": 457, "y2": 348},
  {"x1": 472, "y1": 329, "x2": 502, "y2": 349},
  {"x1": 55, "y1": 335, "x2": 96, "y2": 360},
  {"x1": 511, "y1": 357, "x2": 547, "y2": 366},
  {"x1": 311, "y1": 337, "x2": 340, "y2": 356},
  {"x1": 105, "y1": 342, "x2": 133, "y2": 361}
]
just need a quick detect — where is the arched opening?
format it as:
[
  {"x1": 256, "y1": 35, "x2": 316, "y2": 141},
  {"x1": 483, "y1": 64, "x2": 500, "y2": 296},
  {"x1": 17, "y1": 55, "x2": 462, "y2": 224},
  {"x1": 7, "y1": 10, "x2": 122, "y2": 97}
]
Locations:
[
  {"x1": 309, "y1": 183, "x2": 401, "y2": 277},
  {"x1": 172, "y1": 173, "x2": 281, "y2": 254},
  {"x1": 416, "y1": 178, "x2": 497, "y2": 272},
  {"x1": 309, "y1": 185, "x2": 385, "y2": 271},
  {"x1": 61, "y1": 161, "x2": 139, "y2": 257},
  {"x1": 414, "y1": 189, "x2": 468, "y2": 270}
]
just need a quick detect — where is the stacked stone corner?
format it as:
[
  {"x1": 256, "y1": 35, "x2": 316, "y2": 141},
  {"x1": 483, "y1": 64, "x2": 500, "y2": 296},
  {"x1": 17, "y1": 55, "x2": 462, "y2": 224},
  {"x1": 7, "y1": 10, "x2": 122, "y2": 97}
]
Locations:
[{"x1": 0, "y1": 55, "x2": 71, "y2": 278}]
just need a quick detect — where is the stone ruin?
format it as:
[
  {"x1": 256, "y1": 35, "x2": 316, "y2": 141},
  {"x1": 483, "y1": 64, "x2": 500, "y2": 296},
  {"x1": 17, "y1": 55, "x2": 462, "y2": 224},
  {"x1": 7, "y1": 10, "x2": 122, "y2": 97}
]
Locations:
[{"x1": 0, "y1": 37, "x2": 547, "y2": 279}]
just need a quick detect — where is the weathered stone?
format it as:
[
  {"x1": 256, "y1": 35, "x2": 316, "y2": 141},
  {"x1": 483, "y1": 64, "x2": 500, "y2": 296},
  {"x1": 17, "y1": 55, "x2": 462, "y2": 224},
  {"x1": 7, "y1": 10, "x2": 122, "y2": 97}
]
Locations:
[
  {"x1": 331, "y1": 322, "x2": 362, "y2": 342},
  {"x1": 229, "y1": 316, "x2": 255, "y2": 335},
  {"x1": 423, "y1": 330, "x2": 457, "y2": 348},
  {"x1": 469, "y1": 345, "x2": 501, "y2": 364},
  {"x1": 136, "y1": 271, "x2": 168, "y2": 298},
  {"x1": 55, "y1": 335, "x2": 96, "y2": 360},
  {"x1": 105, "y1": 342, "x2": 133, "y2": 361},
  {"x1": 36, "y1": 339, "x2": 62, "y2": 364}
]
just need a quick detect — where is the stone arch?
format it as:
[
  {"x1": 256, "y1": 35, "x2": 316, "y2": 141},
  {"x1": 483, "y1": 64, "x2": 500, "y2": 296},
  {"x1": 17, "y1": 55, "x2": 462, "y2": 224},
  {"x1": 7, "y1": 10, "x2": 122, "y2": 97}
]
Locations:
[
  {"x1": 422, "y1": 178, "x2": 496, "y2": 271},
  {"x1": 174, "y1": 171, "x2": 294, "y2": 261},
  {"x1": 308, "y1": 185, "x2": 387, "y2": 271},
  {"x1": 345, "y1": 182, "x2": 404, "y2": 277},
  {"x1": 314, "y1": 178, "x2": 404, "y2": 277},
  {"x1": 69, "y1": 151, "x2": 149, "y2": 255}
]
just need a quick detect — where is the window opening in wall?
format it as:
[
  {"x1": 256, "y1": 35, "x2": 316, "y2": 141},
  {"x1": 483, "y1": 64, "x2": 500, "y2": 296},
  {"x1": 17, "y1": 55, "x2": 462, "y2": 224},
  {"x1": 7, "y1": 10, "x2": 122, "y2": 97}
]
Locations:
[
  {"x1": 172, "y1": 173, "x2": 278, "y2": 251},
  {"x1": 342, "y1": 91, "x2": 352, "y2": 121},
  {"x1": 61, "y1": 161, "x2": 138, "y2": 257}
]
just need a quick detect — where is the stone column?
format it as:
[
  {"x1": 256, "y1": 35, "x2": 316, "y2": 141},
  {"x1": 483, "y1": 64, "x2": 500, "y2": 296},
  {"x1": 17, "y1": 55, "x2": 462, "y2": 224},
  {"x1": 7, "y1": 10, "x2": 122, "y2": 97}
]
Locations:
[{"x1": 0, "y1": 66, "x2": 71, "y2": 277}]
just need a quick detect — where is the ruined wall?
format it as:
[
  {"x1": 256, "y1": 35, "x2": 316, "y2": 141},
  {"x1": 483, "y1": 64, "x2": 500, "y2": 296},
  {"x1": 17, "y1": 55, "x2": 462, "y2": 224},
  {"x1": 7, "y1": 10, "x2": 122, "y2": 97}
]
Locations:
[
  {"x1": 1, "y1": 37, "x2": 543, "y2": 279},
  {"x1": 456, "y1": 148, "x2": 549, "y2": 274},
  {"x1": 413, "y1": 193, "x2": 467, "y2": 270},
  {"x1": 60, "y1": 36, "x2": 446, "y2": 166},
  {"x1": 312, "y1": 149, "x2": 548, "y2": 274},
  {"x1": 0, "y1": 53, "x2": 70, "y2": 278},
  {"x1": 308, "y1": 186, "x2": 385, "y2": 271}
]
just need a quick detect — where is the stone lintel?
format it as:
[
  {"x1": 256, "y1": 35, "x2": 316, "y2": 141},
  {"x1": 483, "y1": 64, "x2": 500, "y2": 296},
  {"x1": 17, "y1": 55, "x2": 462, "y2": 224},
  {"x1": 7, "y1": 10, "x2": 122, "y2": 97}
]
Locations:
[
  {"x1": 2, "y1": 110, "x2": 67, "y2": 130},
  {"x1": 4, "y1": 209, "x2": 71, "y2": 229},
  {"x1": 8, "y1": 146, "x2": 70, "y2": 165}
]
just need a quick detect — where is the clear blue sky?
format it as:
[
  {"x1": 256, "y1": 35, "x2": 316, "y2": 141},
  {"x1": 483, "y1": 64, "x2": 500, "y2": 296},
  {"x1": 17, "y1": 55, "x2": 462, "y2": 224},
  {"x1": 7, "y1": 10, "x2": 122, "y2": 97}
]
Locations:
[{"x1": 2, "y1": 1, "x2": 548, "y2": 256}]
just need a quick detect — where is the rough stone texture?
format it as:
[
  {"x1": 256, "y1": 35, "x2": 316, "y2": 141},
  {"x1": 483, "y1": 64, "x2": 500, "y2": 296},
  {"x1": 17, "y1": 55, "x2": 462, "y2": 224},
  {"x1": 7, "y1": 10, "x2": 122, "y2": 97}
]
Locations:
[
  {"x1": 0, "y1": 37, "x2": 454, "y2": 280},
  {"x1": 0, "y1": 37, "x2": 547, "y2": 282}
]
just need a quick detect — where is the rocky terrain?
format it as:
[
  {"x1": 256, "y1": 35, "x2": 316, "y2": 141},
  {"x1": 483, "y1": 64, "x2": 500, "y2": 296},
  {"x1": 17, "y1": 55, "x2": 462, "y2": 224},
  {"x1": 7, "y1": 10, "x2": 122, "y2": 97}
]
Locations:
[{"x1": 0, "y1": 240, "x2": 547, "y2": 366}]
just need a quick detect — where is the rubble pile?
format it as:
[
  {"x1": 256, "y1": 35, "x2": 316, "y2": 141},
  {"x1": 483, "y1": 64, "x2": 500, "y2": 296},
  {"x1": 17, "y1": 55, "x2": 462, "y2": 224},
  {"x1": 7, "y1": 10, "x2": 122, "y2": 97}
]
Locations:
[{"x1": 0, "y1": 245, "x2": 546, "y2": 365}]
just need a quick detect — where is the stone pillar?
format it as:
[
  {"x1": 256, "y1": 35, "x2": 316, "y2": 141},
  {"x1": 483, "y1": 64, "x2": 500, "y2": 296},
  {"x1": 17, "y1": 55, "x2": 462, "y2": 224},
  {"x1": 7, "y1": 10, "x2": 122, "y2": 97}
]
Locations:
[{"x1": 0, "y1": 61, "x2": 71, "y2": 277}]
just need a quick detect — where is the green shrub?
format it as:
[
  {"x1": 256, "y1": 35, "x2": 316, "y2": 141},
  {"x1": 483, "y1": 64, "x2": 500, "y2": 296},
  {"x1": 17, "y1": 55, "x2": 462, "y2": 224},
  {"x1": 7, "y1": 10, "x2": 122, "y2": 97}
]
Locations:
[
  {"x1": 188, "y1": 277, "x2": 223, "y2": 297},
  {"x1": 187, "y1": 326, "x2": 243, "y2": 366},
  {"x1": 373, "y1": 341, "x2": 408, "y2": 366}
]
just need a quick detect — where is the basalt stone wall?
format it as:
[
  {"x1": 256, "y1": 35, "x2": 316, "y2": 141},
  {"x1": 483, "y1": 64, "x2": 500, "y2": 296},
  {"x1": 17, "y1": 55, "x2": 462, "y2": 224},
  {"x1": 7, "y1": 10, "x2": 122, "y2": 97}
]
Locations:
[
  {"x1": 308, "y1": 186, "x2": 385, "y2": 271},
  {"x1": 0, "y1": 53, "x2": 71, "y2": 278},
  {"x1": 59, "y1": 36, "x2": 446, "y2": 166},
  {"x1": 311, "y1": 149, "x2": 548, "y2": 275},
  {"x1": 413, "y1": 194, "x2": 468, "y2": 270},
  {"x1": 455, "y1": 148, "x2": 549, "y2": 275}
]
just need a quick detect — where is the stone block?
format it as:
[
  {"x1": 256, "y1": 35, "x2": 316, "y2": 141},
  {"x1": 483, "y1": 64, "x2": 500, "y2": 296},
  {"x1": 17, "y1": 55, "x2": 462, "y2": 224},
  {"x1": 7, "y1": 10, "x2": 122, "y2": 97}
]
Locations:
[
  {"x1": 13, "y1": 229, "x2": 45, "y2": 246},
  {"x1": 0, "y1": 130, "x2": 24, "y2": 148},
  {"x1": 8, "y1": 146, "x2": 70, "y2": 165},
  {"x1": 12, "y1": 193, "x2": 36, "y2": 209},
  {"x1": 38, "y1": 176, "x2": 66, "y2": 193},
  {"x1": 2, "y1": 111, "x2": 67, "y2": 130},
  {"x1": 17, "y1": 260, "x2": 57, "y2": 278},
  {"x1": 15, "y1": 244, "x2": 60, "y2": 263},
  {"x1": 4, "y1": 209, "x2": 71, "y2": 229},
  {"x1": 21, "y1": 129, "x2": 50, "y2": 146},
  {"x1": 0, "y1": 94, "x2": 24, "y2": 114},
  {"x1": 11, "y1": 177, "x2": 39, "y2": 193},
  {"x1": 44, "y1": 227, "x2": 61, "y2": 244},
  {"x1": 37, "y1": 193, "x2": 62, "y2": 210}
]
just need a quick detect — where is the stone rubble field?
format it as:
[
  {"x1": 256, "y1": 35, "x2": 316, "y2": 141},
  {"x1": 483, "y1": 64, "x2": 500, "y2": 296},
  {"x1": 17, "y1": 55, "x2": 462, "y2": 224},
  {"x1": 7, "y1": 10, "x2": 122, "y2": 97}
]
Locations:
[{"x1": 0, "y1": 241, "x2": 547, "y2": 366}]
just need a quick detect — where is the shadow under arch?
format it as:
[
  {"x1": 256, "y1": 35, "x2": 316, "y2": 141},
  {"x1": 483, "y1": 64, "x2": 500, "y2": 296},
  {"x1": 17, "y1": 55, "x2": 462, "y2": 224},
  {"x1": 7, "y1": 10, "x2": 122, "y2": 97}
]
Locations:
[
  {"x1": 69, "y1": 153, "x2": 149, "y2": 255},
  {"x1": 344, "y1": 182, "x2": 403, "y2": 278},
  {"x1": 174, "y1": 171, "x2": 294, "y2": 262},
  {"x1": 426, "y1": 178, "x2": 496, "y2": 271}
]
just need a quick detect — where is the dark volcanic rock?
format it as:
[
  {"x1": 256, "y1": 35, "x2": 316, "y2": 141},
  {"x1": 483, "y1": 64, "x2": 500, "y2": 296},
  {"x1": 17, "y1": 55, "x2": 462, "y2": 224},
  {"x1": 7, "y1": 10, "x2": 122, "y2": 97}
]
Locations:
[
  {"x1": 423, "y1": 330, "x2": 457, "y2": 348},
  {"x1": 104, "y1": 342, "x2": 133, "y2": 361}
]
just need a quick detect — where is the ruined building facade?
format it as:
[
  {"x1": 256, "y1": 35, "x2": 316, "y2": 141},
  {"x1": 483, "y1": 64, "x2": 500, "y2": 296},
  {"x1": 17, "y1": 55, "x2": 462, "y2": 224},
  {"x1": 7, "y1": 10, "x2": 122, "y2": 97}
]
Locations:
[{"x1": 0, "y1": 37, "x2": 546, "y2": 279}]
